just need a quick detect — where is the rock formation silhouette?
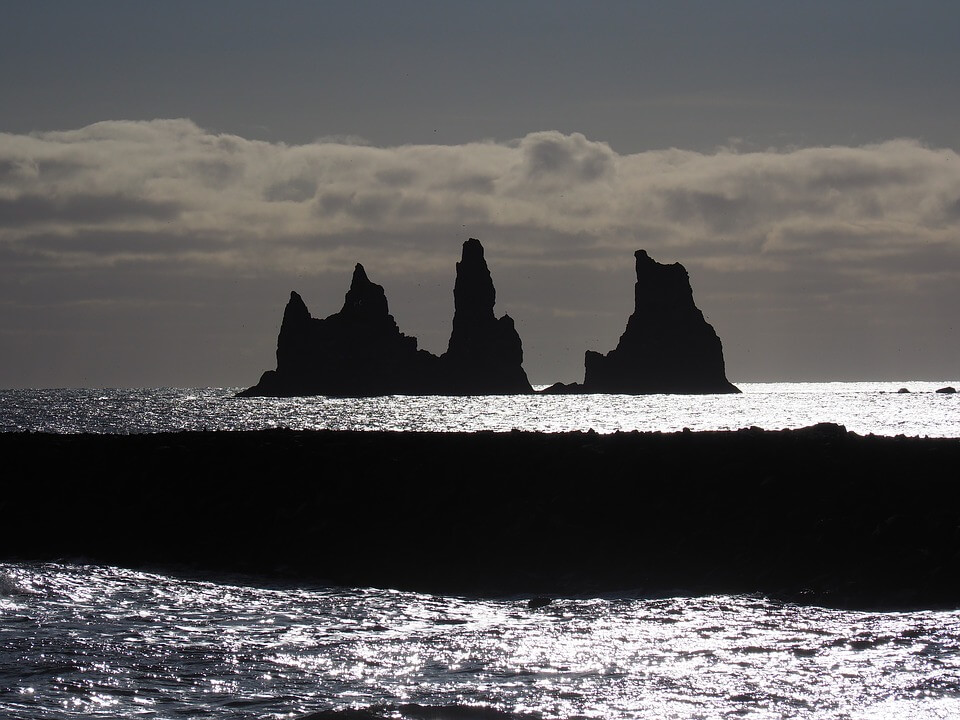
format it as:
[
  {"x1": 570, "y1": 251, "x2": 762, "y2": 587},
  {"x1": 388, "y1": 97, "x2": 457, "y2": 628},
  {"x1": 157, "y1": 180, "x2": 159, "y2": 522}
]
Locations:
[
  {"x1": 239, "y1": 239, "x2": 532, "y2": 396},
  {"x1": 439, "y1": 238, "x2": 531, "y2": 394},
  {"x1": 239, "y1": 264, "x2": 438, "y2": 397},
  {"x1": 547, "y1": 249, "x2": 738, "y2": 394},
  {"x1": 240, "y1": 243, "x2": 737, "y2": 397},
  {"x1": 586, "y1": 250, "x2": 739, "y2": 393}
]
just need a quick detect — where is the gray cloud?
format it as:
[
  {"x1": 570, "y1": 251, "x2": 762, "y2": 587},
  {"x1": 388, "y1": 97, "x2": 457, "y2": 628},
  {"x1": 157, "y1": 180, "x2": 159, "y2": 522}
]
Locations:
[
  {"x1": 944, "y1": 197, "x2": 960, "y2": 223},
  {"x1": 1, "y1": 119, "x2": 959, "y2": 385},
  {"x1": 0, "y1": 160, "x2": 16, "y2": 182},
  {"x1": 315, "y1": 191, "x2": 400, "y2": 222},
  {"x1": 801, "y1": 162, "x2": 918, "y2": 192},
  {"x1": 375, "y1": 167, "x2": 418, "y2": 187},
  {"x1": 0, "y1": 158, "x2": 88, "y2": 184},
  {"x1": 189, "y1": 159, "x2": 243, "y2": 190},
  {"x1": 662, "y1": 190, "x2": 751, "y2": 235},
  {"x1": 521, "y1": 132, "x2": 615, "y2": 183},
  {"x1": 263, "y1": 177, "x2": 317, "y2": 203},
  {"x1": 0, "y1": 193, "x2": 180, "y2": 228},
  {"x1": 3, "y1": 121, "x2": 955, "y2": 265},
  {"x1": 8, "y1": 229, "x2": 227, "y2": 257},
  {"x1": 445, "y1": 174, "x2": 496, "y2": 194}
]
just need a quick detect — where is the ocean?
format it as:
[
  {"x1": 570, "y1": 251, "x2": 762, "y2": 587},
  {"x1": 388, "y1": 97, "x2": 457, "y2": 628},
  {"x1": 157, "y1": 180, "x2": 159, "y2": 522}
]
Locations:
[
  {"x1": 1, "y1": 383, "x2": 959, "y2": 719},
  {"x1": 1, "y1": 381, "x2": 958, "y2": 436}
]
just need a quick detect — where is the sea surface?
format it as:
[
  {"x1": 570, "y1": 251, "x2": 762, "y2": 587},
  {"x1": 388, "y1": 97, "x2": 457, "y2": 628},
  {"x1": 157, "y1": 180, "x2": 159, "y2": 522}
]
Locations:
[
  {"x1": 2, "y1": 383, "x2": 959, "y2": 719},
  {"x1": 0, "y1": 381, "x2": 958, "y2": 437},
  {"x1": 2, "y1": 562, "x2": 960, "y2": 720}
]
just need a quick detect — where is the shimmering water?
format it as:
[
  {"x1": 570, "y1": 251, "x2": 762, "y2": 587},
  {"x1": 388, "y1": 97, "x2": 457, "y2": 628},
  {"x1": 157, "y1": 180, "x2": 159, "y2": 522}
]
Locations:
[
  {"x1": 2, "y1": 563, "x2": 959, "y2": 720},
  {"x1": 2, "y1": 385, "x2": 958, "y2": 718},
  {"x1": 1, "y1": 381, "x2": 958, "y2": 437}
]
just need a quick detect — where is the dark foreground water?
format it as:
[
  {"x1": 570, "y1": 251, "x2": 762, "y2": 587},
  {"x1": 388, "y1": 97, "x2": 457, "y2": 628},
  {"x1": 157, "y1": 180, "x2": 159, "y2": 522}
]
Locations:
[
  {"x1": 1, "y1": 381, "x2": 958, "y2": 436},
  {"x1": 2, "y1": 563, "x2": 960, "y2": 720}
]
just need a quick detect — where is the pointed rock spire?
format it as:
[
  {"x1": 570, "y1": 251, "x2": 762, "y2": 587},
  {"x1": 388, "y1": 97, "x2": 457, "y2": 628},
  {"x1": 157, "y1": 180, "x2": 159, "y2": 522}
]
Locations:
[
  {"x1": 451, "y1": 237, "x2": 496, "y2": 327},
  {"x1": 341, "y1": 263, "x2": 389, "y2": 319},
  {"x1": 238, "y1": 238, "x2": 532, "y2": 396},
  {"x1": 239, "y1": 266, "x2": 431, "y2": 397},
  {"x1": 441, "y1": 239, "x2": 532, "y2": 394},
  {"x1": 275, "y1": 291, "x2": 314, "y2": 380},
  {"x1": 282, "y1": 290, "x2": 310, "y2": 324}
]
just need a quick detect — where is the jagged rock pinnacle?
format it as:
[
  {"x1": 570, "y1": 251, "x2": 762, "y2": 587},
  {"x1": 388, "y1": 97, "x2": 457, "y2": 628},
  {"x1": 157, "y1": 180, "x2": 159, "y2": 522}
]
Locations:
[
  {"x1": 238, "y1": 239, "x2": 532, "y2": 396},
  {"x1": 283, "y1": 291, "x2": 310, "y2": 323},
  {"x1": 452, "y1": 237, "x2": 496, "y2": 325},
  {"x1": 441, "y1": 239, "x2": 532, "y2": 394},
  {"x1": 582, "y1": 249, "x2": 739, "y2": 394},
  {"x1": 342, "y1": 263, "x2": 389, "y2": 319}
]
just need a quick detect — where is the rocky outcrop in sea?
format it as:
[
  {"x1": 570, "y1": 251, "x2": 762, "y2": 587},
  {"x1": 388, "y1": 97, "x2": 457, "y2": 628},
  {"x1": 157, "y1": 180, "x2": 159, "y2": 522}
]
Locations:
[
  {"x1": 439, "y1": 238, "x2": 531, "y2": 394},
  {"x1": 239, "y1": 264, "x2": 438, "y2": 397},
  {"x1": 239, "y1": 239, "x2": 532, "y2": 397},
  {"x1": 241, "y1": 243, "x2": 739, "y2": 397},
  {"x1": 548, "y1": 249, "x2": 739, "y2": 394}
]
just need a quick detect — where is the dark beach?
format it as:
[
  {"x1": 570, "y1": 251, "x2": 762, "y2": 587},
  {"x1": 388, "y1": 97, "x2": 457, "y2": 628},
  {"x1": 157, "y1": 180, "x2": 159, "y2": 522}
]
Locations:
[{"x1": 2, "y1": 425, "x2": 959, "y2": 609}]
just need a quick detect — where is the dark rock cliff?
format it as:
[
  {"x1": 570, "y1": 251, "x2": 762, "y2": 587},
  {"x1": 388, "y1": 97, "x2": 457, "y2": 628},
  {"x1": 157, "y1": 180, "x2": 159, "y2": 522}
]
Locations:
[
  {"x1": 239, "y1": 239, "x2": 531, "y2": 397},
  {"x1": 580, "y1": 250, "x2": 739, "y2": 394}
]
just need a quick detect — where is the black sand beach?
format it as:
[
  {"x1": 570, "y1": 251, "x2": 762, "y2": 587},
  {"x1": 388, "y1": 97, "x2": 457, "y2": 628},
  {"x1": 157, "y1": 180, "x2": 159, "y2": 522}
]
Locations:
[{"x1": 2, "y1": 426, "x2": 959, "y2": 609}]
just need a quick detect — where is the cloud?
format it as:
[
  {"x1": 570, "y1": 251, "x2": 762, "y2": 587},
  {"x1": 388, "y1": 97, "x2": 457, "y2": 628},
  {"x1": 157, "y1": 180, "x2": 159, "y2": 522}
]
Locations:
[
  {"x1": 263, "y1": 176, "x2": 317, "y2": 203},
  {"x1": 520, "y1": 131, "x2": 615, "y2": 183},
  {"x1": 0, "y1": 193, "x2": 180, "y2": 227},
  {"x1": 1, "y1": 119, "x2": 959, "y2": 384},
  {"x1": 1, "y1": 120, "x2": 956, "y2": 271},
  {"x1": 1, "y1": 119, "x2": 958, "y2": 295}
]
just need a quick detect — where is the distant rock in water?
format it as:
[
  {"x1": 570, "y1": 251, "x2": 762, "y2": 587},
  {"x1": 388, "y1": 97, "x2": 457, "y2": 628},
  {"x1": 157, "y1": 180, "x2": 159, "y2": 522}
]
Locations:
[
  {"x1": 580, "y1": 250, "x2": 739, "y2": 394},
  {"x1": 936, "y1": 386, "x2": 956, "y2": 394},
  {"x1": 539, "y1": 381, "x2": 584, "y2": 394},
  {"x1": 439, "y1": 238, "x2": 532, "y2": 394},
  {"x1": 239, "y1": 239, "x2": 531, "y2": 397},
  {"x1": 239, "y1": 264, "x2": 438, "y2": 397}
]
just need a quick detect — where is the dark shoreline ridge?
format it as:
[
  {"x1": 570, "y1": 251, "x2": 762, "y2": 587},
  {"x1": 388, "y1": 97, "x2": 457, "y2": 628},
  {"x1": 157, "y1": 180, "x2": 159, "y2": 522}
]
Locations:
[
  {"x1": 240, "y1": 241, "x2": 738, "y2": 397},
  {"x1": 4, "y1": 425, "x2": 959, "y2": 610},
  {"x1": 240, "y1": 238, "x2": 531, "y2": 397}
]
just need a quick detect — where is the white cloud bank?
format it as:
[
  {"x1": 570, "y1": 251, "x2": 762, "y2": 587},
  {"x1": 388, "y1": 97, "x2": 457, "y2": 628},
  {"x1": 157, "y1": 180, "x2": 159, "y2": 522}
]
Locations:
[
  {"x1": 3, "y1": 119, "x2": 958, "y2": 266},
  {"x1": 1, "y1": 119, "x2": 959, "y2": 385}
]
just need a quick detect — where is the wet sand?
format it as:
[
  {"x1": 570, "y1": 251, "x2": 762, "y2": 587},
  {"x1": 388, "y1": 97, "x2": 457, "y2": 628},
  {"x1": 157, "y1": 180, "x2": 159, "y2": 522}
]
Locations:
[{"x1": 2, "y1": 425, "x2": 959, "y2": 608}]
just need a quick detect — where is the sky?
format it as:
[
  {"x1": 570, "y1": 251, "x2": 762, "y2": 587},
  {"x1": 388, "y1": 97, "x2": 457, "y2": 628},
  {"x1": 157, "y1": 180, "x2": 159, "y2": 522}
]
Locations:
[{"x1": 1, "y1": 0, "x2": 958, "y2": 388}]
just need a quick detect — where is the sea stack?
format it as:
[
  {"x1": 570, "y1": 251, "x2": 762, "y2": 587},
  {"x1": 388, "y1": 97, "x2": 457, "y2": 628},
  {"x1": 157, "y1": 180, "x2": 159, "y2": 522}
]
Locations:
[
  {"x1": 238, "y1": 264, "x2": 437, "y2": 396},
  {"x1": 582, "y1": 250, "x2": 739, "y2": 394},
  {"x1": 439, "y1": 238, "x2": 532, "y2": 394},
  {"x1": 239, "y1": 239, "x2": 532, "y2": 397}
]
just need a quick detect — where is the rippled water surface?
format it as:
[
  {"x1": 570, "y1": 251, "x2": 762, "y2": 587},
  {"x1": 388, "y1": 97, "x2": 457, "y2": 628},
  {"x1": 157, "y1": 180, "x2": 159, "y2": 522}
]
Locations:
[
  {"x1": 2, "y1": 563, "x2": 960, "y2": 720},
  {"x1": 1, "y1": 382, "x2": 958, "y2": 436},
  {"x1": 3, "y1": 385, "x2": 958, "y2": 717}
]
